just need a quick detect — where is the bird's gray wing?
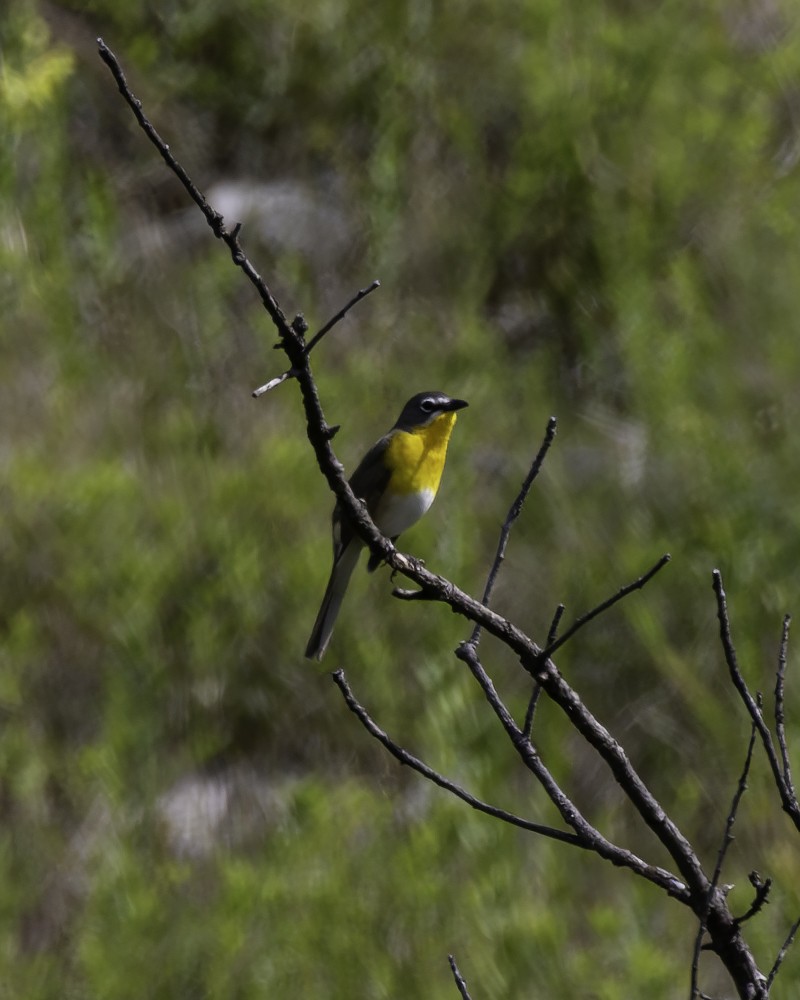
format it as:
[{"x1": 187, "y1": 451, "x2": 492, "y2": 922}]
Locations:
[{"x1": 332, "y1": 434, "x2": 392, "y2": 556}]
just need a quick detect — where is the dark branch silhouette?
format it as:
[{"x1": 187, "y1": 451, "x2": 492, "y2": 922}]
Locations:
[
  {"x1": 775, "y1": 614, "x2": 795, "y2": 798},
  {"x1": 690, "y1": 723, "x2": 757, "y2": 999},
  {"x1": 522, "y1": 603, "x2": 564, "y2": 738},
  {"x1": 97, "y1": 39, "x2": 289, "y2": 336},
  {"x1": 734, "y1": 871, "x2": 772, "y2": 928},
  {"x1": 98, "y1": 40, "x2": 799, "y2": 1000},
  {"x1": 252, "y1": 279, "x2": 382, "y2": 397},
  {"x1": 332, "y1": 669, "x2": 583, "y2": 849},
  {"x1": 767, "y1": 913, "x2": 800, "y2": 989},
  {"x1": 713, "y1": 570, "x2": 800, "y2": 830},
  {"x1": 453, "y1": 641, "x2": 689, "y2": 896},
  {"x1": 469, "y1": 415, "x2": 557, "y2": 646},
  {"x1": 540, "y1": 552, "x2": 671, "y2": 662},
  {"x1": 304, "y1": 279, "x2": 382, "y2": 354}
]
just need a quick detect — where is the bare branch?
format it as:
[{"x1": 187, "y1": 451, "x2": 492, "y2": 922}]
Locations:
[
  {"x1": 251, "y1": 367, "x2": 299, "y2": 397},
  {"x1": 690, "y1": 723, "x2": 757, "y2": 999},
  {"x1": 454, "y1": 643, "x2": 690, "y2": 900},
  {"x1": 733, "y1": 871, "x2": 771, "y2": 928},
  {"x1": 332, "y1": 669, "x2": 584, "y2": 849},
  {"x1": 522, "y1": 605, "x2": 564, "y2": 739},
  {"x1": 448, "y1": 955, "x2": 473, "y2": 1000},
  {"x1": 712, "y1": 570, "x2": 800, "y2": 829},
  {"x1": 541, "y1": 553, "x2": 671, "y2": 661},
  {"x1": 522, "y1": 684, "x2": 543, "y2": 740},
  {"x1": 767, "y1": 913, "x2": 800, "y2": 989},
  {"x1": 546, "y1": 604, "x2": 566, "y2": 647},
  {"x1": 97, "y1": 39, "x2": 290, "y2": 338},
  {"x1": 305, "y1": 279, "x2": 381, "y2": 353},
  {"x1": 469, "y1": 416, "x2": 557, "y2": 646},
  {"x1": 775, "y1": 615, "x2": 795, "y2": 797},
  {"x1": 100, "y1": 46, "x2": 781, "y2": 996},
  {"x1": 340, "y1": 544, "x2": 705, "y2": 902},
  {"x1": 252, "y1": 280, "x2": 381, "y2": 397}
]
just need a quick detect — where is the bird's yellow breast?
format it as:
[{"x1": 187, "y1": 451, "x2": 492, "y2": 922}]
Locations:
[{"x1": 384, "y1": 411, "x2": 459, "y2": 496}]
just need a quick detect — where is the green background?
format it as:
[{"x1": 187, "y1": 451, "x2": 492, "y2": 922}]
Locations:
[{"x1": 3, "y1": 0, "x2": 800, "y2": 996}]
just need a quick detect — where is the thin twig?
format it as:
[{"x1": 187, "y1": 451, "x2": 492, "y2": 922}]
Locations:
[
  {"x1": 252, "y1": 367, "x2": 299, "y2": 397},
  {"x1": 689, "y1": 723, "x2": 757, "y2": 1000},
  {"x1": 775, "y1": 614, "x2": 795, "y2": 796},
  {"x1": 252, "y1": 280, "x2": 381, "y2": 397},
  {"x1": 523, "y1": 605, "x2": 565, "y2": 738},
  {"x1": 522, "y1": 686, "x2": 543, "y2": 740},
  {"x1": 734, "y1": 871, "x2": 772, "y2": 928},
  {"x1": 335, "y1": 659, "x2": 687, "y2": 897},
  {"x1": 453, "y1": 644, "x2": 690, "y2": 899},
  {"x1": 541, "y1": 554, "x2": 671, "y2": 662},
  {"x1": 546, "y1": 604, "x2": 566, "y2": 648},
  {"x1": 469, "y1": 416, "x2": 557, "y2": 645},
  {"x1": 767, "y1": 913, "x2": 800, "y2": 989},
  {"x1": 332, "y1": 669, "x2": 583, "y2": 848},
  {"x1": 448, "y1": 955, "x2": 473, "y2": 1000},
  {"x1": 97, "y1": 39, "x2": 289, "y2": 336},
  {"x1": 305, "y1": 279, "x2": 381, "y2": 353},
  {"x1": 96, "y1": 42, "x2": 406, "y2": 621},
  {"x1": 712, "y1": 570, "x2": 800, "y2": 829}
]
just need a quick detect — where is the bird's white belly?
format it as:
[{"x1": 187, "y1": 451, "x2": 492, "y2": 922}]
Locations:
[{"x1": 375, "y1": 488, "x2": 435, "y2": 538}]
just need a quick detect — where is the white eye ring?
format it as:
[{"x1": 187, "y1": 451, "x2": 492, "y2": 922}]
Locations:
[{"x1": 420, "y1": 398, "x2": 436, "y2": 412}]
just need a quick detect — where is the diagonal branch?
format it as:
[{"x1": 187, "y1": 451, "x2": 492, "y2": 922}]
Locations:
[
  {"x1": 775, "y1": 614, "x2": 795, "y2": 799},
  {"x1": 767, "y1": 913, "x2": 800, "y2": 990},
  {"x1": 94, "y1": 40, "x2": 427, "y2": 622},
  {"x1": 454, "y1": 643, "x2": 689, "y2": 900},
  {"x1": 332, "y1": 669, "x2": 584, "y2": 849},
  {"x1": 304, "y1": 279, "x2": 381, "y2": 354},
  {"x1": 448, "y1": 955, "x2": 473, "y2": 1000},
  {"x1": 97, "y1": 38, "x2": 290, "y2": 340},
  {"x1": 469, "y1": 416, "x2": 557, "y2": 646},
  {"x1": 689, "y1": 722, "x2": 757, "y2": 999},
  {"x1": 712, "y1": 571, "x2": 800, "y2": 830},
  {"x1": 734, "y1": 871, "x2": 772, "y2": 928},
  {"x1": 252, "y1": 279, "x2": 382, "y2": 397},
  {"x1": 334, "y1": 660, "x2": 687, "y2": 899},
  {"x1": 541, "y1": 553, "x2": 671, "y2": 662}
]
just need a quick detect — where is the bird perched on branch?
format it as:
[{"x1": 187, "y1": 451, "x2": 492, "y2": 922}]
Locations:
[{"x1": 305, "y1": 390, "x2": 468, "y2": 660}]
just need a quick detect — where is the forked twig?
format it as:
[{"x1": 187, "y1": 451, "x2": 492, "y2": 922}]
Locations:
[
  {"x1": 734, "y1": 871, "x2": 772, "y2": 928},
  {"x1": 453, "y1": 643, "x2": 689, "y2": 898},
  {"x1": 539, "y1": 553, "x2": 671, "y2": 662},
  {"x1": 252, "y1": 280, "x2": 381, "y2": 397},
  {"x1": 332, "y1": 669, "x2": 582, "y2": 848}
]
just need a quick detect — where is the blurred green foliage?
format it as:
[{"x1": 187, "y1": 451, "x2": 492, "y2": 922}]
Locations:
[{"x1": 4, "y1": 0, "x2": 800, "y2": 995}]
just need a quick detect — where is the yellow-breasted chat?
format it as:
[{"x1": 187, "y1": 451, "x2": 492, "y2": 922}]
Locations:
[{"x1": 305, "y1": 390, "x2": 468, "y2": 660}]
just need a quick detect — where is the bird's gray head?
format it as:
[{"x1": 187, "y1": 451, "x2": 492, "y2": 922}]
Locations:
[{"x1": 393, "y1": 391, "x2": 469, "y2": 430}]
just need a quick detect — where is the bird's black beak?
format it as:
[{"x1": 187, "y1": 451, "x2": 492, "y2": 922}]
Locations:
[{"x1": 447, "y1": 398, "x2": 469, "y2": 412}]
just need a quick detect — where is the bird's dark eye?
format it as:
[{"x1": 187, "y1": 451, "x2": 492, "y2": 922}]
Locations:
[{"x1": 420, "y1": 398, "x2": 436, "y2": 412}]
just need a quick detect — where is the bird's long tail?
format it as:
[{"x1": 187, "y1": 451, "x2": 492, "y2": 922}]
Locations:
[{"x1": 305, "y1": 542, "x2": 362, "y2": 660}]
